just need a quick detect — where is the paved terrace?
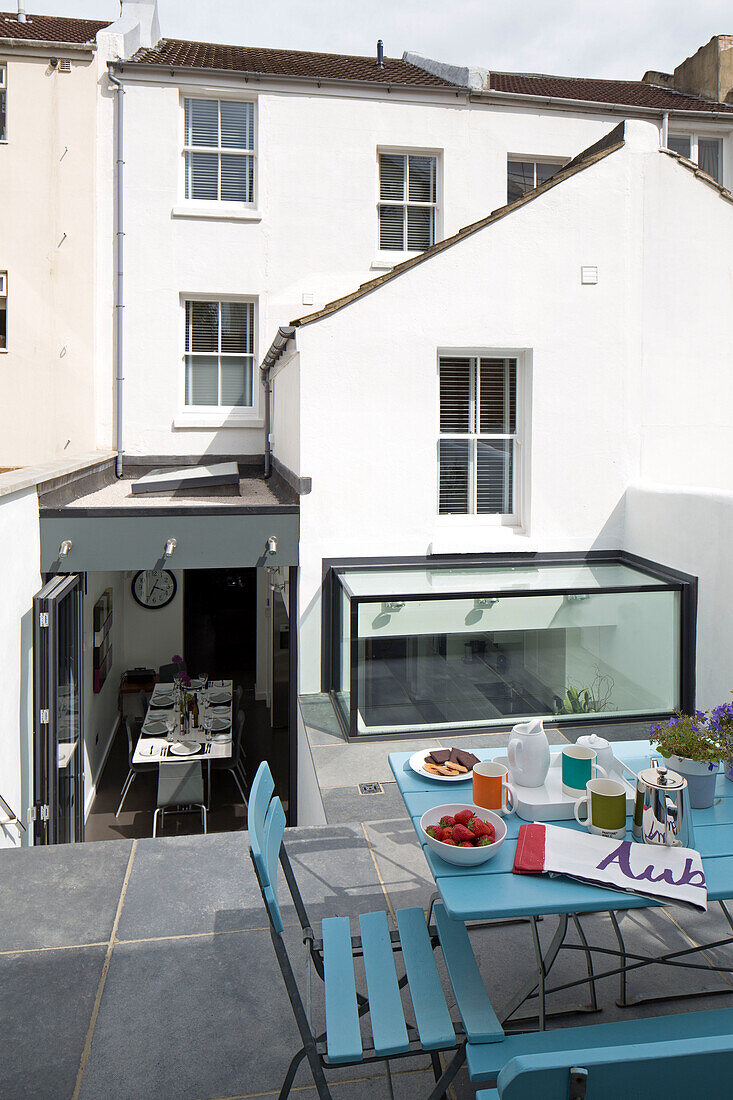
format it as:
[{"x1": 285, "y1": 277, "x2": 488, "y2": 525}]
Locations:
[{"x1": 4, "y1": 813, "x2": 733, "y2": 1099}]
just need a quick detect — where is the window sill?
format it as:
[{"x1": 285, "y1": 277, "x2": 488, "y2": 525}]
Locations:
[
  {"x1": 173, "y1": 412, "x2": 265, "y2": 430},
  {"x1": 171, "y1": 204, "x2": 262, "y2": 223}
]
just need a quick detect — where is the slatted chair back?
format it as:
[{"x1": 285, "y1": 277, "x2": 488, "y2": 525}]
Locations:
[
  {"x1": 125, "y1": 717, "x2": 138, "y2": 767},
  {"x1": 248, "y1": 760, "x2": 275, "y2": 875},
  {"x1": 495, "y1": 1033, "x2": 733, "y2": 1100}
]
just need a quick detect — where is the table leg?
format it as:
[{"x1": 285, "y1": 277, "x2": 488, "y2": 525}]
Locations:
[
  {"x1": 609, "y1": 910, "x2": 628, "y2": 1006},
  {"x1": 499, "y1": 913, "x2": 568, "y2": 1028},
  {"x1": 571, "y1": 913, "x2": 599, "y2": 1013}
]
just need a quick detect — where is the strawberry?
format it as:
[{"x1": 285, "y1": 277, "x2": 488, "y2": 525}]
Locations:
[
  {"x1": 452, "y1": 823, "x2": 474, "y2": 844},
  {"x1": 472, "y1": 818, "x2": 495, "y2": 839},
  {"x1": 476, "y1": 836, "x2": 494, "y2": 847},
  {"x1": 460, "y1": 841, "x2": 474, "y2": 848},
  {"x1": 441, "y1": 827, "x2": 453, "y2": 840},
  {"x1": 441, "y1": 838, "x2": 457, "y2": 846},
  {"x1": 439, "y1": 816, "x2": 455, "y2": 828},
  {"x1": 454, "y1": 809, "x2": 474, "y2": 826},
  {"x1": 425, "y1": 825, "x2": 443, "y2": 841}
]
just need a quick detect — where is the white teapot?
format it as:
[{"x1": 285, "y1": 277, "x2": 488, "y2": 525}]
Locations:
[
  {"x1": 507, "y1": 718, "x2": 551, "y2": 788},
  {"x1": 576, "y1": 733, "x2": 614, "y2": 775}
]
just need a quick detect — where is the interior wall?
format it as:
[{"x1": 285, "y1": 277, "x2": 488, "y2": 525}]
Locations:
[
  {"x1": 120, "y1": 569, "x2": 184, "y2": 672},
  {"x1": 83, "y1": 572, "x2": 126, "y2": 817}
]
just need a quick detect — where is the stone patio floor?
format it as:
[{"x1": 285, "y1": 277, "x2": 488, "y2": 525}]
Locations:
[{"x1": 4, "y1": 805, "x2": 733, "y2": 1097}]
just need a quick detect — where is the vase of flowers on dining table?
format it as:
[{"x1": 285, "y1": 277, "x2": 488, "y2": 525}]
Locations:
[{"x1": 170, "y1": 654, "x2": 191, "y2": 712}]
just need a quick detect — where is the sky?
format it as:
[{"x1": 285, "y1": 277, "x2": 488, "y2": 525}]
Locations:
[{"x1": 16, "y1": 1, "x2": 733, "y2": 80}]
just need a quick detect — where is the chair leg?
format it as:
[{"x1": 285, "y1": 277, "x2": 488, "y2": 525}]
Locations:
[
  {"x1": 230, "y1": 766, "x2": 249, "y2": 807},
  {"x1": 430, "y1": 1051, "x2": 442, "y2": 1082},
  {"x1": 115, "y1": 770, "x2": 136, "y2": 818},
  {"x1": 278, "y1": 1047, "x2": 306, "y2": 1100},
  {"x1": 425, "y1": 1045, "x2": 466, "y2": 1100},
  {"x1": 200, "y1": 804, "x2": 207, "y2": 834},
  {"x1": 152, "y1": 808, "x2": 161, "y2": 837}
]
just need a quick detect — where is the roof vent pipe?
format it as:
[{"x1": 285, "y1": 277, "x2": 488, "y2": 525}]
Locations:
[
  {"x1": 376, "y1": 39, "x2": 384, "y2": 68},
  {"x1": 17, "y1": 2, "x2": 27, "y2": 21}
]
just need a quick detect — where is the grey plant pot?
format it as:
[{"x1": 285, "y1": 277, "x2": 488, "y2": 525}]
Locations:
[{"x1": 668, "y1": 755, "x2": 719, "y2": 809}]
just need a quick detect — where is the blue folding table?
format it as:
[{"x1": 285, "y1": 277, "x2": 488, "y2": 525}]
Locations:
[{"x1": 390, "y1": 739, "x2": 733, "y2": 1029}]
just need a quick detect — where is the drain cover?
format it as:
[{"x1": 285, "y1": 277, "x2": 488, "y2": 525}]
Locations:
[{"x1": 358, "y1": 782, "x2": 384, "y2": 795}]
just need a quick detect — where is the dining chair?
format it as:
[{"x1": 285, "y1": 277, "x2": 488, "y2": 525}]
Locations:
[
  {"x1": 115, "y1": 715, "x2": 156, "y2": 818},
  {"x1": 212, "y1": 708, "x2": 247, "y2": 805},
  {"x1": 153, "y1": 762, "x2": 207, "y2": 837},
  {"x1": 158, "y1": 661, "x2": 186, "y2": 683},
  {"x1": 248, "y1": 762, "x2": 503, "y2": 1100}
]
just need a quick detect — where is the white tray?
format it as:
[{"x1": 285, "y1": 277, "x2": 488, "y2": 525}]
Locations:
[{"x1": 495, "y1": 751, "x2": 636, "y2": 821}]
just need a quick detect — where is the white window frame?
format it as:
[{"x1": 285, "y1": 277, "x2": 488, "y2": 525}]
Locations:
[
  {"x1": 436, "y1": 348, "x2": 532, "y2": 529},
  {"x1": 178, "y1": 92, "x2": 258, "y2": 216},
  {"x1": 507, "y1": 156, "x2": 567, "y2": 202},
  {"x1": 0, "y1": 271, "x2": 7, "y2": 352},
  {"x1": 667, "y1": 130, "x2": 724, "y2": 183},
  {"x1": 376, "y1": 147, "x2": 441, "y2": 258},
  {"x1": 0, "y1": 64, "x2": 7, "y2": 144},
  {"x1": 176, "y1": 293, "x2": 262, "y2": 428}
]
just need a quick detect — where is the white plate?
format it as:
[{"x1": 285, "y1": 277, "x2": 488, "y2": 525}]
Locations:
[
  {"x1": 169, "y1": 741, "x2": 201, "y2": 757},
  {"x1": 142, "y1": 719, "x2": 170, "y2": 736},
  {"x1": 409, "y1": 749, "x2": 474, "y2": 783},
  {"x1": 211, "y1": 732, "x2": 230, "y2": 742},
  {"x1": 137, "y1": 743, "x2": 158, "y2": 758},
  {"x1": 150, "y1": 694, "x2": 174, "y2": 708},
  {"x1": 208, "y1": 691, "x2": 232, "y2": 705},
  {"x1": 210, "y1": 716, "x2": 231, "y2": 732}
]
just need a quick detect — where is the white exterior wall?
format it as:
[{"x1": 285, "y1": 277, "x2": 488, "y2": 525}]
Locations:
[
  {"x1": 293, "y1": 124, "x2": 659, "y2": 690},
  {"x1": 0, "y1": 50, "x2": 99, "y2": 466},
  {"x1": 113, "y1": 70, "x2": 673, "y2": 461},
  {"x1": 0, "y1": 488, "x2": 41, "y2": 847}
]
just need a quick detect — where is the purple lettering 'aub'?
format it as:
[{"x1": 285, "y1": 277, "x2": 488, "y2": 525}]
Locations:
[{"x1": 596, "y1": 842, "x2": 706, "y2": 890}]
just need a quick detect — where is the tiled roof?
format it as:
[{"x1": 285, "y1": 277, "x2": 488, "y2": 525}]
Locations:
[
  {"x1": 286, "y1": 123, "x2": 626, "y2": 332},
  {"x1": 130, "y1": 39, "x2": 459, "y2": 88},
  {"x1": 0, "y1": 11, "x2": 107, "y2": 43},
  {"x1": 489, "y1": 71, "x2": 733, "y2": 114}
]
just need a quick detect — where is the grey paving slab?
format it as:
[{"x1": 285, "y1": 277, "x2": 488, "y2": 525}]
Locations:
[
  {"x1": 0, "y1": 839, "x2": 132, "y2": 951},
  {"x1": 313, "y1": 741, "x2": 448, "y2": 788},
  {"x1": 283, "y1": 823, "x2": 389, "y2": 920},
  {"x1": 117, "y1": 831, "x2": 269, "y2": 941},
  {"x1": 80, "y1": 930, "x2": 301, "y2": 1100},
  {"x1": 1, "y1": 945, "x2": 106, "y2": 1100},
  {"x1": 321, "y1": 781, "x2": 410, "y2": 825},
  {"x1": 364, "y1": 818, "x2": 436, "y2": 913}
]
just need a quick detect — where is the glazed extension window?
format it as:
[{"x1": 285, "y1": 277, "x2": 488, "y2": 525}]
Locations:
[
  {"x1": 378, "y1": 153, "x2": 437, "y2": 251},
  {"x1": 439, "y1": 356, "x2": 518, "y2": 515},
  {"x1": 507, "y1": 158, "x2": 565, "y2": 202},
  {"x1": 0, "y1": 65, "x2": 6, "y2": 141},
  {"x1": 668, "y1": 133, "x2": 723, "y2": 183},
  {"x1": 184, "y1": 299, "x2": 255, "y2": 407},
  {"x1": 0, "y1": 272, "x2": 6, "y2": 349},
  {"x1": 184, "y1": 98, "x2": 255, "y2": 203}
]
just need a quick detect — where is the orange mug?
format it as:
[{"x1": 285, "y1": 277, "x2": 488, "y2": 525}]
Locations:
[{"x1": 472, "y1": 762, "x2": 516, "y2": 815}]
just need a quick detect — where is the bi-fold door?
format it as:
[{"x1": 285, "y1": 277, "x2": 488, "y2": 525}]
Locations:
[{"x1": 33, "y1": 574, "x2": 84, "y2": 845}]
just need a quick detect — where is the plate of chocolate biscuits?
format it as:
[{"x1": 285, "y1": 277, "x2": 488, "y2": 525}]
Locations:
[{"x1": 409, "y1": 747, "x2": 480, "y2": 782}]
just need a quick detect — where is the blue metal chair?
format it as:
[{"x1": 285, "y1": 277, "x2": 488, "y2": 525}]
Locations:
[{"x1": 248, "y1": 762, "x2": 504, "y2": 1100}]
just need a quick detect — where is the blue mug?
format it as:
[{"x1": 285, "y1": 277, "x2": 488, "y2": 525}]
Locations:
[{"x1": 562, "y1": 744, "x2": 607, "y2": 796}]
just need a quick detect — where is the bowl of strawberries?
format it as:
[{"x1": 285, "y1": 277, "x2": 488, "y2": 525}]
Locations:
[{"x1": 419, "y1": 803, "x2": 507, "y2": 866}]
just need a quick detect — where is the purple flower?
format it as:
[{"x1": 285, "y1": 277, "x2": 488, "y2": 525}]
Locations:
[
  {"x1": 172, "y1": 654, "x2": 184, "y2": 665},
  {"x1": 178, "y1": 672, "x2": 191, "y2": 687}
]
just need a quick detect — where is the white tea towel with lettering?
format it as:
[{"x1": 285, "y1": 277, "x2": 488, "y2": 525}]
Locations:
[{"x1": 513, "y1": 823, "x2": 707, "y2": 911}]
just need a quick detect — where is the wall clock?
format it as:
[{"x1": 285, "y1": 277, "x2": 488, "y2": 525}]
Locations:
[{"x1": 131, "y1": 570, "x2": 177, "y2": 610}]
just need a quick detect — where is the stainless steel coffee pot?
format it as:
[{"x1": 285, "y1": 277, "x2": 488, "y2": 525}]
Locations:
[{"x1": 633, "y1": 760, "x2": 695, "y2": 848}]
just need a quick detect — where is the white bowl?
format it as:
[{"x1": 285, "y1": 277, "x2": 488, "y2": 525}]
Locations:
[{"x1": 419, "y1": 803, "x2": 507, "y2": 867}]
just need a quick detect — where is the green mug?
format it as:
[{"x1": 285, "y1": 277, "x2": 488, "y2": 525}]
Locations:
[
  {"x1": 561, "y1": 744, "x2": 607, "y2": 796},
  {"x1": 574, "y1": 777, "x2": 627, "y2": 839}
]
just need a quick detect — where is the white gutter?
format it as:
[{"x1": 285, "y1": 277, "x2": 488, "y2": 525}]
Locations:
[
  {"x1": 108, "y1": 69, "x2": 125, "y2": 479},
  {"x1": 467, "y1": 86, "x2": 733, "y2": 122},
  {"x1": 0, "y1": 38, "x2": 96, "y2": 53}
]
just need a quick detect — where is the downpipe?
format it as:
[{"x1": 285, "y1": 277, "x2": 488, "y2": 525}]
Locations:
[{"x1": 108, "y1": 69, "x2": 125, "y2": 478}]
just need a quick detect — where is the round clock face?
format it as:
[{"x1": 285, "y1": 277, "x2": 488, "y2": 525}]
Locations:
[{"x1": 131, "y1": 570, "x2": 177, "y2": 610}]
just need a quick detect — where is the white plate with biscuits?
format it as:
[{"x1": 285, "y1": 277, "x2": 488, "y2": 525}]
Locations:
[{"x1": 409, "y1": 749, "x2": 474, "y2": 782}]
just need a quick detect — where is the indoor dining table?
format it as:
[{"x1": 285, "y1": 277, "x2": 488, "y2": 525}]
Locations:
[
  {"x1": 390, "y1": 737, "x2": 733, "y2": 1048},
  {"x1": 133, "y1": 679, "x2": 235, "y2": 806}
]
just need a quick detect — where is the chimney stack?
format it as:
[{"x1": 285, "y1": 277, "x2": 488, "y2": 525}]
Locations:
[
  {"x1": 376, "y1": 40, "x2": 384, "y2": 69},
  {"x1": 644, "y1": 35, "x2": 733, "y2": 103}
]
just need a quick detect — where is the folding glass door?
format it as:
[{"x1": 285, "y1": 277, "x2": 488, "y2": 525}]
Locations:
[{"x1": 33, "y1": 574, "x2": 84, "y2": 844}]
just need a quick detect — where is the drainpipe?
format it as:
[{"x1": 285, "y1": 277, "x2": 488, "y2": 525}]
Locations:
[
  {"x1": 661, "y1": 111, "x2": 669, "y2": 149},
  {"x1": 263, "y1": 369, "x2": 272, "y2": 479},
  {"x1": 108, "y1": 69, "x2": 125, "y2": 478}
]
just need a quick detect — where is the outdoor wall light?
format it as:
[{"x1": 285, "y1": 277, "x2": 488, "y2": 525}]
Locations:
[
  {"x1": 164, "y1": 538, "x2": 177, "y2": 558},
  {"x1": 267, "y1": 536, "x2": 278, "y2": 555},
  {"x1": 475, "y1": 597, "x2": 498, "y2": 609},
  {"x1": 58, "y1": 539, "x2": 73, "y2": 557}
]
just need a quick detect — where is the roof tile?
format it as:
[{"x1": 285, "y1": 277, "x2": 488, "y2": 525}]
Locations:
[
  {"x1": 0, "y1": 10, "x2": 107, "y2": 43},
  {"x1": 490, "y1": 71, "x2": 733, "y2": 114},
  {"x1": 130, "y1": 38, "x2": 459, "y2": 87}
]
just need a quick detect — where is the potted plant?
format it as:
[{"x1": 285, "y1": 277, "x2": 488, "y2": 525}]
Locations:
[
  {"x1": 708, "y1": 699, "x2": 733, "y2": 782},
  {"x1": 650, "y1": 713, "x2": 723, "y2": 809}
]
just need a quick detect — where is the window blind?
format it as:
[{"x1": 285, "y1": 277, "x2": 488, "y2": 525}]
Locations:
[
  {"x1": 439, "y1": 356, "x2": 518, "y2": 515},
  {"x1": 184, "y1": 99, "x2": 255, "y2": 203},
  {"x1": 185, "y1": 300, "x2": 255, "y2": 407},
  {"x1": 379, "y1": 153, "x2": 437, "y2": 251}
]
